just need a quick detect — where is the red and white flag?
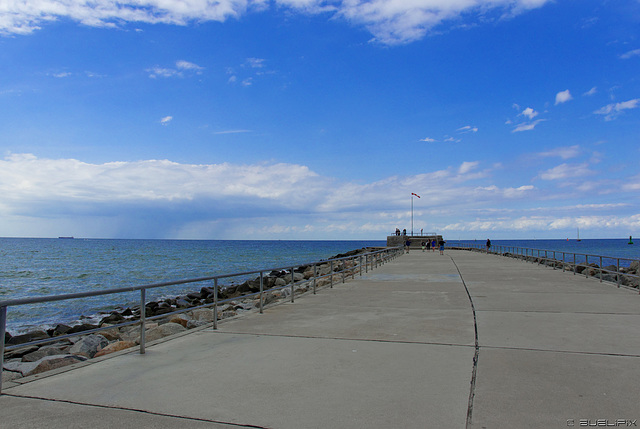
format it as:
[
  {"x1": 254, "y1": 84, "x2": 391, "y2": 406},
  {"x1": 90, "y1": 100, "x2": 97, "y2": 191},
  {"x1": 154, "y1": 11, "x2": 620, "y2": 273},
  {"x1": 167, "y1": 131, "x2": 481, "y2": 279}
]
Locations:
[{"x1": 411, "y1": 193, "x2": 421, "y2": 198}]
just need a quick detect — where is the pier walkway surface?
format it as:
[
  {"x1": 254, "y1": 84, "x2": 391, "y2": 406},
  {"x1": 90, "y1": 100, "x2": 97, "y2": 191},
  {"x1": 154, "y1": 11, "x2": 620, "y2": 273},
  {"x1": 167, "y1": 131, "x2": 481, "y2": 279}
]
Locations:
[{"x1": 2, "y1": 250, "x2": 640, "y2": 428}]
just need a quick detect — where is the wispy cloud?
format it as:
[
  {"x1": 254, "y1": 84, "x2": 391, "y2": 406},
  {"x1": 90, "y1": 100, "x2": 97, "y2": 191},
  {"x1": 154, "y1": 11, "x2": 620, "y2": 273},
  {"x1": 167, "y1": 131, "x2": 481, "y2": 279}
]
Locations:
[
  {"x1": 419, "y1": 137, "x2": 436, "y2": 142},
  {"x1": 457, "y1": 125, "x2": 478, "y2": 133},
  {"x1": 538, "y1": 163, "x2": 592, "y2": 180},
  {"x1": 594, "y1": 99, "x2": 639, "y2": 121},
  {"x1": 555, "y1": 89, "x2": 572, "y2": 105},
  {"x1": 583, "y1": 87, "x2": 597, "y2": 96},
  {"x1": 537, "y1": 145, "x2": 581, "y2": 160},
  {"x1": 245, "y1": 58, "x2": 265, "y2": 68},
  {"x1": 160, "y1": 116, "x2": 173, "y2": 126},
  {"x1": 147, "y1": 60, "x2": 204, "y2": 78},
  {"x1": 620, "y1": 48, "x2": 640, "y2": 59},
  {"x1": 512, "y1": 119, "x2": 546, "y2": 132}
]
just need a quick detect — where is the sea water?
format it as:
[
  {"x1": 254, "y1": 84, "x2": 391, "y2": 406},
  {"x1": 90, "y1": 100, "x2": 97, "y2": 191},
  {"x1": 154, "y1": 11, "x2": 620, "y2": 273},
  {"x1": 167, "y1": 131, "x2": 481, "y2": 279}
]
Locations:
[{"x1": 0, "y1": 238, "x2": 385, "y2": 334}]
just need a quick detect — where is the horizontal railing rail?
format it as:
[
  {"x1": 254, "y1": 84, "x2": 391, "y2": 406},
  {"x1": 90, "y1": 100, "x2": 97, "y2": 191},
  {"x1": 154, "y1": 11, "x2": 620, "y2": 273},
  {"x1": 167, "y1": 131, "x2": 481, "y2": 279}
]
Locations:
[
  {"x1": 0, "y1": 246, "x2": 403, "y2": 393},
  {"x1": 451, "y1": 243, "x2": 640, "y2": 292}
]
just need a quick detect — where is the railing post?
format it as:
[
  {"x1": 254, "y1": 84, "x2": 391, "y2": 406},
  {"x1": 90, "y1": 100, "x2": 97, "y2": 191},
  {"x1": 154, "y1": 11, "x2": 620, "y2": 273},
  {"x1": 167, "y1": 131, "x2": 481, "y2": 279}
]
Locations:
[
  {"x1": 351, "y1": 257, "x2": 355, "y2": 279},
  {"x1": 617, "y1": 259, "x2": 621, "y2": 288},
  {"x1": 359, "y1": 255, "x2": 363, "y2": 276},
  {"x1": 599, "y1": 256, "x2": 603, "y2": 282},
  {"x1": 365, "y1": 255, "x2": 368, "y2": 273},
  {"x1": 259, "y1": 271, "x2": 264, "y2": 314},
  {"x1": 140, "y1": 289, "x2": 146, "y2": 354},
  {"x1": 213, "y1": 278, "x2": 218, "y2": 330},
  {"x1": 585, "y1": 255, "x2": 589, "y2": 278},
  {"x1": 0, "y1": 305, "x2": 6, "y2": 395},
  {"x1": 330, "y1": 261, "x2": 334, "y2": 288},
  {"x1": 313, "y1": 264, "x2": 317, "y2": 294},
  {"x1": 291, "y1": 267, "x2": 295, "y2": 303},
  {"x1": 573, "y1": 253, "x2": 576, "y2": 275}
]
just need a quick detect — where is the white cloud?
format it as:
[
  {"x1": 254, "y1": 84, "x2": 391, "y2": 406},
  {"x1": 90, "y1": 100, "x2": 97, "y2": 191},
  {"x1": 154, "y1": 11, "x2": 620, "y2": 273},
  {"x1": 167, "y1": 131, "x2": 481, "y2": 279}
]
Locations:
[
  {"x1": 176, "y1": 60, "x2": 204, "y2": 72},
  {"x1": 537, "y1": 145, "x2": 581, "y2": 160},
  {"x1": 519, "y1": 107, "x2": 538, "y2": 119},
  {"x1": 147, "y1": 60, "x2": 204, "y2": 78},
  {"x1": 419, "y1": 137, "x2": 436, "y2": 142},
  {"x1": 555, "y1": 89, "x2": 572, "y2": 105},
  {"x1": 512, "y1": 119, "x2": 545, "y2": 132},
  {"x1": 458, "y1": 161, "x2": 479, "y2": 175},
  {"x1": 457, "y1": 125, "x2": 478, "y2": 133},
  {"x1": 583, "y1": 87, "x2": 597, "y2": 96},
  {"x1": 0, "y1": 0, "x2": 553, "y2": 45},
  {"x1": 594, "y1": 98, "x2": 640, "y2": 121},
  {"x1": 620, "y1": 49, "x2": 640, "y2": 59},
  {"x1": 538, "y1": 163, "x2": 592, "y2": 180},
  {"x1": 160, "y1": 116, "x2": 173, "y2": 125},
  {"x1": 245, "y1": 58, "x2": 265, "y2": 68}
]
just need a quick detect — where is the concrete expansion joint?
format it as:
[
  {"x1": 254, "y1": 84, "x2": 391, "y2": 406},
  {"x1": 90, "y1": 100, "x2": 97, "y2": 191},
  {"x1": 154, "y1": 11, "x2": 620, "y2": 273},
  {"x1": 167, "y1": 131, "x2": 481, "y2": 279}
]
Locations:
[
  {"x1": 2, "y1": 393, "x2": 269, "y2": 429},
  {"x1": 479, "y1": 344, "x2": 640, "y2": 358},
  {"x1": 476, "y1": 309, "x2": 640, "y2": 316},
  {"x1": 217, "y1": 330, "x2": 476, "y2": 348},
  {"x1": 447, "y1": 255, "x2": 480, "y2": 429}
]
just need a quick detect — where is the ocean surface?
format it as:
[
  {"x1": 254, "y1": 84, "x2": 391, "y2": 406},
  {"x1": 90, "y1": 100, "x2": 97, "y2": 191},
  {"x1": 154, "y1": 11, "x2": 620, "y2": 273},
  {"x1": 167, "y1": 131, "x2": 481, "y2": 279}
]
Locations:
[
  {"x1": 0, "y1": 238, "x2": 385, "y2": 334},
  {"x1": 1, "y1": 237, "x2": 638, "y2": 335}
]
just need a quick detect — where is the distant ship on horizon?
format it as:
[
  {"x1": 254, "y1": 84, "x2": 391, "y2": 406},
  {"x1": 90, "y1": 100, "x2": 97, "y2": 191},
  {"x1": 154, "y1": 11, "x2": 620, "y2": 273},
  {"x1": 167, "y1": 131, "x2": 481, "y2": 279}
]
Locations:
[{"x1": 58, "y1": 236, "x2": 74, "y2": 239}]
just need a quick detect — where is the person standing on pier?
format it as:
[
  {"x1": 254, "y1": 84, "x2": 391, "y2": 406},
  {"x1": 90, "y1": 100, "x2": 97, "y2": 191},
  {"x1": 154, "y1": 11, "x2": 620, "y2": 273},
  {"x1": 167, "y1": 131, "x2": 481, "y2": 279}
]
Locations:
[
  {"x1": 431, "y1": 239, "x2": 437, "y2": 252},
  {"x1": 438, "y1": 239, "x2": 446, "y2": 255},
  {"x1": 486, "y1": 238, "x2": 491, "y2": 253},
  {"x1": 405, "y1": 238, "x2": 411, "y2": 253},
  {"x1": 426, "y1": 240, "x2": 431, "y2": 251}
]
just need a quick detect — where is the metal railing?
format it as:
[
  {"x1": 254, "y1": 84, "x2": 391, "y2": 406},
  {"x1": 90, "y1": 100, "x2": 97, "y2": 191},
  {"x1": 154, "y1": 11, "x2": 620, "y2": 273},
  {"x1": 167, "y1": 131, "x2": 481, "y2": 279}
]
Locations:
[
  {"x1": 451, "y1": 243, "x2": 640, "y2": 292},
  {"x1": 0, "y1": 246, "x2": 403, "y2": 393}
]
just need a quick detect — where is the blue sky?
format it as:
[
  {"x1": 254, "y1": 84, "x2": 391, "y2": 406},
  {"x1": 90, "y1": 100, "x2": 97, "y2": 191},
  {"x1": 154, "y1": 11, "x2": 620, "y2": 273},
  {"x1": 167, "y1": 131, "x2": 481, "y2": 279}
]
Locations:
[{"x1": 0, "y1": 0, "x2": 639, "y2": 240}]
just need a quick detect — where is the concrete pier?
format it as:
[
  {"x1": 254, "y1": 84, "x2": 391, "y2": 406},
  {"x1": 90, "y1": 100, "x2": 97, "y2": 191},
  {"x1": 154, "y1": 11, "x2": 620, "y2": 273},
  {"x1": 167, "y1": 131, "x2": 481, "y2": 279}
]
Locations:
[{"x1": 1, "y1": 250, "x2": 639, "y2": 428}]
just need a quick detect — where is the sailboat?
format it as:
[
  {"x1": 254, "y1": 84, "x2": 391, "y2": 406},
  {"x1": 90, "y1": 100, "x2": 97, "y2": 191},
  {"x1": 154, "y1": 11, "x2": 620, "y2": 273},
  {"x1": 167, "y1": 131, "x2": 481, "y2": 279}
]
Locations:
[{"x1": 576, "y1": 228, "x2": 581, "y2": 242}]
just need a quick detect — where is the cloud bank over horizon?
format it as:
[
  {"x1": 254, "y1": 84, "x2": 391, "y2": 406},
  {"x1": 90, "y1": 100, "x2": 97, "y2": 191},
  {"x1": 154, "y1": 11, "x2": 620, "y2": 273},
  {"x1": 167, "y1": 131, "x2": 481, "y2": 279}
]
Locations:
[{"x1": 1, "y1": 152, "x2": 637, "y2": 240}]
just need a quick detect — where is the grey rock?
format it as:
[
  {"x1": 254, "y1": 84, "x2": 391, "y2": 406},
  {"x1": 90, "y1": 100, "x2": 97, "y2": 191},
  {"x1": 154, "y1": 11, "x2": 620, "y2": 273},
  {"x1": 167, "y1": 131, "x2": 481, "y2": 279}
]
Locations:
[
  {"x1": 4, "y1": 354, "x2": 87, "y2": 377},
  {"x1": 22, "y1": 346, "x2": 68, "y2": 362},
  {"x1": 140, "y1": 322, "x2": 187, "y2": 343},
  {"x1": 7, "y1": 330, "x2": 50, "y2": 346},
  {"x1": 69, "y1": 334, "x2": 109, "y2": 358}
]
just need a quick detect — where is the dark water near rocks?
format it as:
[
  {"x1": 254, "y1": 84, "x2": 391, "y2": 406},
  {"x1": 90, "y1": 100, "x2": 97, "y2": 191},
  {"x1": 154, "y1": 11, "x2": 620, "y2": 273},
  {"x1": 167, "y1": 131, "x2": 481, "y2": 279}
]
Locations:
[{"x1": 0, "y1": 238, "x2": 385, "y2": 334}]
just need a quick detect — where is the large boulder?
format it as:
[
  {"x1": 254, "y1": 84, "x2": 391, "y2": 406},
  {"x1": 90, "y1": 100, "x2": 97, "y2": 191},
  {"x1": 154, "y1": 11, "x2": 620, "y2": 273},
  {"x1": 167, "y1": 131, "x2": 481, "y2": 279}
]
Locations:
[
  {"x1": 94, "y1": 341, "x2": 136, "y2": 358},
  {"x1": 22, "y1": 345, "x2": 69, "y2": 362},
  {"x1": 4, "y1": 354, "x2": 87, "y2": 377},
  {"x1": 7, "y1": 330, "x2": 50, "y2": 346},
  {"x1": 69, "y1": 334, "x2": 110, "y2": 358},
  {"x1": 189, "y1": 308, "x2": 215, "y2": 322},
  {"x1": 140, "y1": 322, "x2": 186, "y2": 343}
]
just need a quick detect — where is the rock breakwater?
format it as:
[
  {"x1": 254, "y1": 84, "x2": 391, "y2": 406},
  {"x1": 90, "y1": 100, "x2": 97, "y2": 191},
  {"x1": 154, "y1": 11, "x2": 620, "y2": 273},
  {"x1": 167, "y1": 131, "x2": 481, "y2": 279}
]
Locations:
[{"x1": 3, "y1": 247, "x2": 379, "y2": 385}]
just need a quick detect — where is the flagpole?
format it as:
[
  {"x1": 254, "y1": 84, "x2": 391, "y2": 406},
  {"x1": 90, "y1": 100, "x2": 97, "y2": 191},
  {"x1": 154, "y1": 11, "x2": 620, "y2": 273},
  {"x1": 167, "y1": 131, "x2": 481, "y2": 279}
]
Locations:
[{"x1": 411, "y1": 194, "x2": 413, "y2": 236}]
